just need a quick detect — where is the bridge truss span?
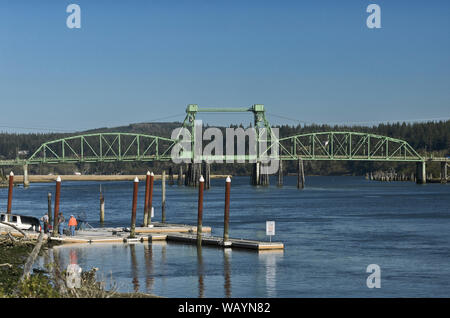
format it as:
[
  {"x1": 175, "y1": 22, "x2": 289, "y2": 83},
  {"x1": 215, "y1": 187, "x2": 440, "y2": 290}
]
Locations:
[
  {"x1": 278, "y1": 131, "x2": 424, "y2": 162},
  {"x1": 26, "y1": 132, "x2": 177, "y2": 164}
]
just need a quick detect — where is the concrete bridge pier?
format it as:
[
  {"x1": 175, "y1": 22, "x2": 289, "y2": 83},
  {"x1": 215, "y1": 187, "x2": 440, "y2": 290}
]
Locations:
[
  {"x1": 277, "y1": 159, "x2": 283, "y2": 187},
  {"x1": 251, "y1": 162, "x2": 260, "y2": 186},
  {"x1": 23, "y1": 164, "x2": 30, "y2": 188},
  {"x1": 416, "y1": 161, "x2": 426, "y2": 184},
  {"x1": 259, "y1": 164, "x2": 269, "y2": 186},
  {"x1": 441, "y1": 162, "x2": 448, "y2": 184},
  {"x1": 297, "y1": 159, "x2": 305, "y2": 189}
]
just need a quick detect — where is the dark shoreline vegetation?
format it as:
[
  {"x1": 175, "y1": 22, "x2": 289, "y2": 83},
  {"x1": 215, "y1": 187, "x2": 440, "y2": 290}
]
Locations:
[
  {"x1": 0, "y1": 120, "x2": 449, "y2": 178},
  {"x1": 0, "y1": 236, "x2": 160, "y2": 298}
]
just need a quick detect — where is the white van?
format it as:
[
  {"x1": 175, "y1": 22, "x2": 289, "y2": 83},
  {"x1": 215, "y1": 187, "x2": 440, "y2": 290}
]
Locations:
[{"x1": 0, "y1": 213, "x2": 41, "y2": 232}]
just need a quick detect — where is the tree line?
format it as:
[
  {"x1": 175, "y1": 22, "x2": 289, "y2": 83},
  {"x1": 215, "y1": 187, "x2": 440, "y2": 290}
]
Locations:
[{"x1": 0, "y1": 120, "x2": 448, "y2": 177}]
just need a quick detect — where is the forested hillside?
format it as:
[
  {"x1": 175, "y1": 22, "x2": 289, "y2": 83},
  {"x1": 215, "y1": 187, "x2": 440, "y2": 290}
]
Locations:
[{"x1": 0, "y1": 120, "x2": 448, "y2": 177}]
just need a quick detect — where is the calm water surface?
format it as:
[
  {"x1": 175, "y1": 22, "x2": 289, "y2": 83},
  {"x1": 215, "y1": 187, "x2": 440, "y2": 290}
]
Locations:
[{"x1": 2, "y1": 176, "x2": 449, "y2": 297}]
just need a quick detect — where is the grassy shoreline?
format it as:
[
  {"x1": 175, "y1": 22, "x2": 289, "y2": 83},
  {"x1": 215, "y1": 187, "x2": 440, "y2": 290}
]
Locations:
[{"x1": 0, "y1": 237, "x2": 160, "y2": 298}]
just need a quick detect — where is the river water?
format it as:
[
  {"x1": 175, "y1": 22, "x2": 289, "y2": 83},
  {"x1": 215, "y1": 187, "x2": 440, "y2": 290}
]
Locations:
[{"x1": 2, "y1": 176, "x2": 449, "y2": 297}]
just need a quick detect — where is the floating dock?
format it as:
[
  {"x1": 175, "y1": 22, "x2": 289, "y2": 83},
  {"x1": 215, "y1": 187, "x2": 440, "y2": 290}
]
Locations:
[
  {"x1": 2, "y1": 222, "x2": 284, "y2": 251},
  {"x1": 165, "y1": 233, "x2": 284, "y2": 251}
]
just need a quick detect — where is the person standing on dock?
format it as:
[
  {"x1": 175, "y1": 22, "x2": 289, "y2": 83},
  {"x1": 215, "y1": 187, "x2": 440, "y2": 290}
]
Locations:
[
  {"x1": 68, "y1": 215, "x2": 77, "y2": 236},
  {"x1": 40, "y1": 213, "x2": 49, "y2": 233},
  {"x1": 58, "y1": 213, "x2": 66, "y2": 236}
]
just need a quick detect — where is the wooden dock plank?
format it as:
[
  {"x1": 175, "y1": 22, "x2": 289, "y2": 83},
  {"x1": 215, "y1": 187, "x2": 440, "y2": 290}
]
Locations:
[
  {"x1": 3, "y1": 222, "x2": 284, "y2": 251},
  {"x1": 166, "y1": 233, "x2": 283, "y2": 251}
]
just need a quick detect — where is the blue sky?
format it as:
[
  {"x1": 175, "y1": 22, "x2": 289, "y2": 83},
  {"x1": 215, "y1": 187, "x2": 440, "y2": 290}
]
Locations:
[{"x1": 0, "y1": 0, "x2": 449, "y2": 132}]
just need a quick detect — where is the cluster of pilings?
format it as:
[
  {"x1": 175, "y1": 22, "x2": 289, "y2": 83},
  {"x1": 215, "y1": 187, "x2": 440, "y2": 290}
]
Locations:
[
  {"x1": 366, "y1": 170, "x2": 417, "y2": 182},
  {"x1": 253, "y1": 159, "x2": 306, "y2": 189},
  {"x1": 251, "y1": 162, "x2": 270, "y2": 186},
  {"x1": 184, "y1": 163, "x2": 211, "y2": 189},
  {"x1": 366, "y1": 161, "x2": 448, "y2": 184}
]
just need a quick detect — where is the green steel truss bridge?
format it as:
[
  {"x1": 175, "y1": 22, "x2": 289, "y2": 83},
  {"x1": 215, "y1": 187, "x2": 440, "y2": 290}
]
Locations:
[{"x1": 0, "y1": 104, "x2": 445, "y2": 167}]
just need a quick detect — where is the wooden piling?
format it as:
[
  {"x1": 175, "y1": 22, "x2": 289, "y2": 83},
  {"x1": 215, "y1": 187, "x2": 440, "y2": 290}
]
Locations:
[
  {"x1": 130, "y1": 176, "x2": 139, "y2": 238},
  {"x1": 168, "y1": 167, "x2": 174, "y2": 186},
  {"x1": 185, "y1": 163, "x2": 190, "y2": 186},
  {"x1": 223, "y1": 176, "x2": 231, "y2": 243},
  {"x1": 186, "y1": 163, "x2": 202, "y2": 187},
  {"x1": 7, "y1": 172, "x2": 13, "y2": 214},
  {"x1": 197, "y1": 175, "x2": 204, "y2": 246},
  {"x1": 143, "y1": 171, "x2": 151, "y2": 226},
  {"x1": 203, "y1": 162, "x2": 211, "y2": 189},
  {"x1": 162, "y1": 170, "x2": 166, "y2": 223},
  {"x1": 53, "y1": 176, "x2": 61, "y2": 237},
  {"x1": 177, "y1": 165, "x2": 183, "y2": 186},
  {"x1": 47, "y1": 192, "x2": 52, "y2": 225},
  {"x1": 146, "y1": 172, "x2": 154, "y2": 227},
  {"x1": 195, "y1": 163, "x2": 202, "y2": 187}
]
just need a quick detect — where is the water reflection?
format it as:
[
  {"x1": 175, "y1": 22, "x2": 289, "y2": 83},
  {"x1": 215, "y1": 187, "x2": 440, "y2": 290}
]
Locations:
[
  {"x1": 258, "y1": 251, "x2": 283, "y2": 297},
  {"x1": 197, "y1": 246, "x2": 204, "y2": 298},
  {"x1": 69, "y1": 249, "x2": 78, "y2": 265},
  {"x1": 223, "y1": 249, "x2": 232, "y2": 298},
  {"x1": 36, "y1": 242, "x2": 282, "y2": 297},
  {"x1": 143, "y1": 243, "x2": 154, "y2": 294},
  {"x1": 129, "y1": 244, "x2": 139, "y2": 293}
]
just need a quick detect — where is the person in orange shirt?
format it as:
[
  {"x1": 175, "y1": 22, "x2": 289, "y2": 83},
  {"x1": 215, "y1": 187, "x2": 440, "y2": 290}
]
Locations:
[{"x1": 68, "y1": 215, "x2": 78, "y2": 236}]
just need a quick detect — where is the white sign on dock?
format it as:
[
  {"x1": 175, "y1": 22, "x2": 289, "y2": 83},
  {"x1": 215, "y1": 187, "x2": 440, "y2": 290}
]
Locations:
[
  {"x1": 151, "y1": 207, "x2": 154, "y2": 218},
  {"x1": 266, "y1": 221, "x2": 275, "y2": 242}
]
